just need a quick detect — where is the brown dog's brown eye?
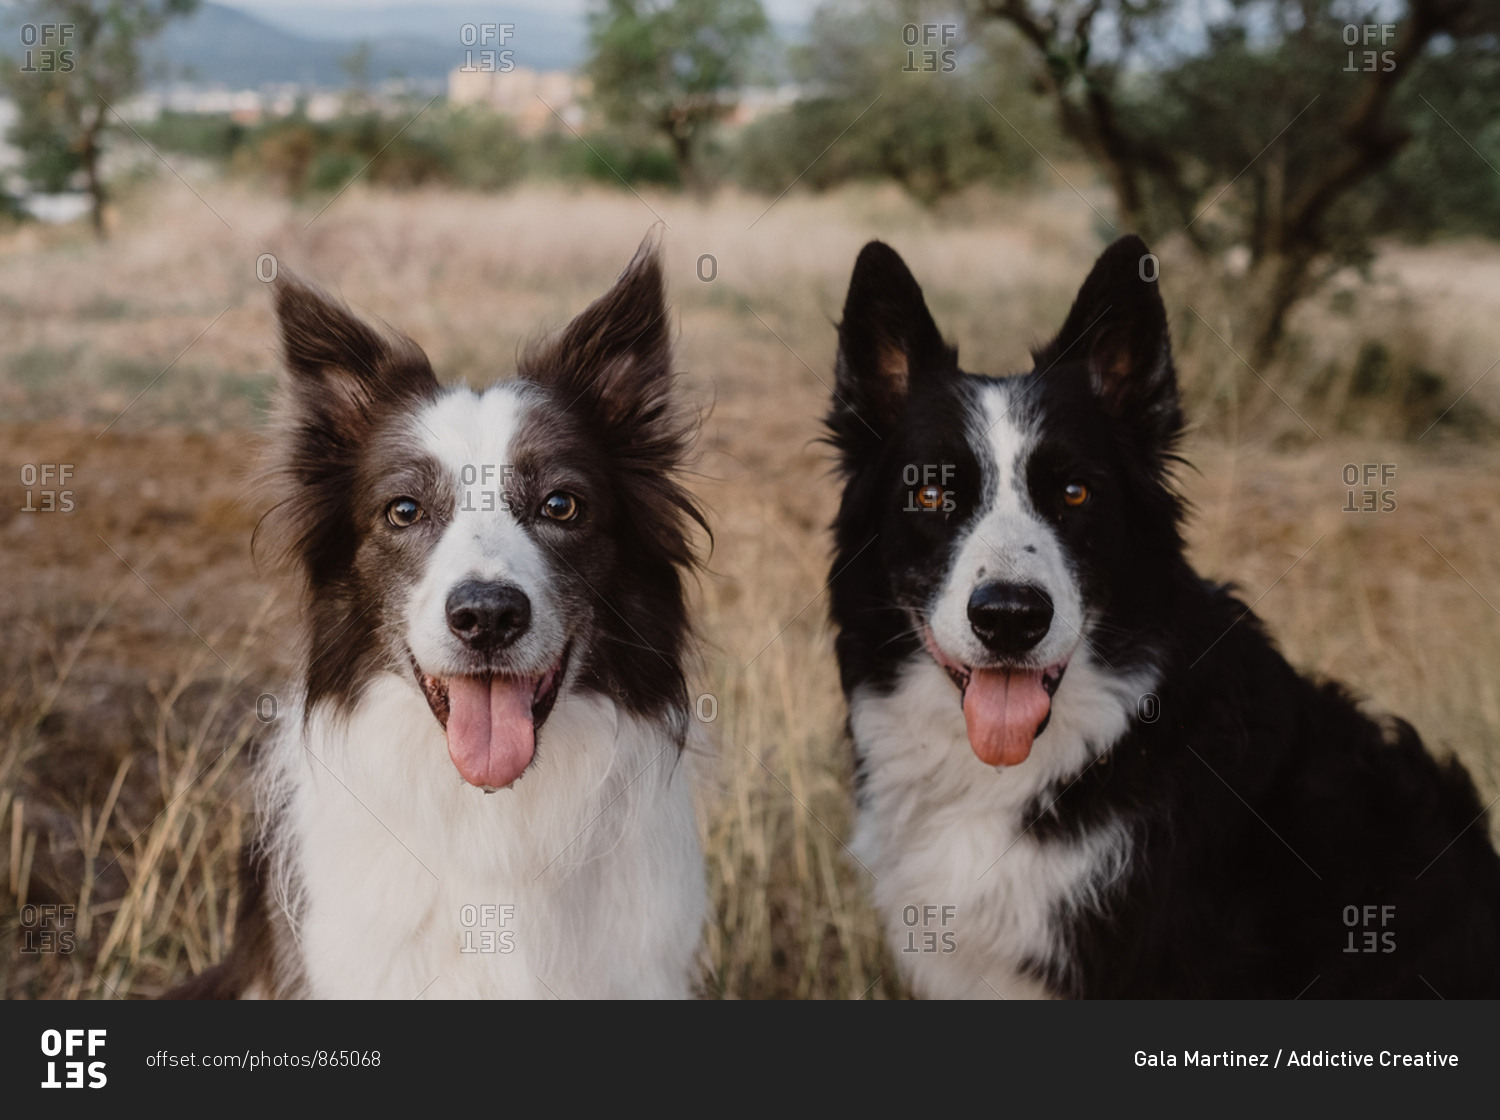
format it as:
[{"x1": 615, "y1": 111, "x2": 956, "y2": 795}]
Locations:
[
  {"x1": 1063, "y1": 483, "x2": 1089, "y2": 507},
  {"x1": 386, "y1": 497, "x2": 423, "y2": 527},
  {"x1": 541, "y1": 492, "x2": 580, "y2": 522}
]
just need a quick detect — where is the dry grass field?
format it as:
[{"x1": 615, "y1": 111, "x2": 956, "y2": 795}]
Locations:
[{"x1": 3, "y1": 175, "x2": 1499, "y2": 998}]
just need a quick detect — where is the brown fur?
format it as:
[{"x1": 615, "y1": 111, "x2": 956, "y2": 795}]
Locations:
[{"x1": 169, "y1": 238, "x2": 708, "y2": 998}]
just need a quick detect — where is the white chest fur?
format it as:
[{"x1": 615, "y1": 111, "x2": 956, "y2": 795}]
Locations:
[
  {"x1": 848, "y1": 653, "x2": 1149, "y2": 999},
  {"x1": 262, "y1": 675, "x2": 706, "y2": 999}
]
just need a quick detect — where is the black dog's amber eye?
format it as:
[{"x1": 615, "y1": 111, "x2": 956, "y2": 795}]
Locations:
[
  {"x1": 917, "y1": 485, "x2": 944, "y2": 510},
  {"x1": 541, "y1": 492, "x2": 580, "y2": 522},
  {"x1": 386, "y1": 497, "x2": 424, "y2": 528},
  {"x1": 1063, "y1": 483, "x2": 1089, "y2": 507}
]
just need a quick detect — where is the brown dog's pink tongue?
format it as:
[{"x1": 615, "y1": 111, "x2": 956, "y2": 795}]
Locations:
[
  {"x1": 445, "y1": 675, "x2": 537, "y2": 789},
  {"x1": 962, "y1": 668, "x2": 1050, "y2": 767}
]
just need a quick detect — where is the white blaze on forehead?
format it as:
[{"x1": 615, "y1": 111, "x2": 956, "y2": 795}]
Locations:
[
  {"x1": 973, "y1": 381, "x2": 1034, "y2": 523},
  {"x1": 415, "y1": 383, "x2": 528, "y2": 506},
  {"x1": 927, "y1": 380, "x2": 1084, "y2": 670},
  {"x1": 404, "y1": 383, "x2": 562, "y2": 674}
]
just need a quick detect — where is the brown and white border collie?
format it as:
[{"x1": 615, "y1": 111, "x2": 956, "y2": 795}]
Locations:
[{"x1": 172, "y1": 239, "x2": 708, "y2": 998}]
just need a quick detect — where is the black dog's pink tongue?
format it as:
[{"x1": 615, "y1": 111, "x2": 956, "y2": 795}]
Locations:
[
  {"x1": 445, "y1": 675, "x2": 537, "y2": 789},
  {"x1": 963, "y1": 668, "x2": 1050, "y2": 767}
]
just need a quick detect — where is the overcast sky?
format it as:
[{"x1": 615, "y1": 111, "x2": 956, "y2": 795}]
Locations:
[{"x1": 221, "y1": 0, "x2": 818, "y2": 21}]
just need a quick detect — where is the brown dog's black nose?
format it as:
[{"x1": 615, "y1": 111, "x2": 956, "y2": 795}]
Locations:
[
  {"x1": 967, "y1": 582, "x2": 1053, "y2": 656},
  {"x1": 446, "y1": 580, "x2": 531, "y2": 651}
]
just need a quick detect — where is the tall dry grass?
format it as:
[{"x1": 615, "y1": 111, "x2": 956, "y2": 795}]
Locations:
[{"x1": 2, "y1": 174, "x2": 1498, "y2": 998}]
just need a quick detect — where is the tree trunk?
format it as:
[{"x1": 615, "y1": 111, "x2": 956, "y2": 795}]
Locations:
[
  {"x1": 1248, "y1": 245, "x2": 1316, "y2": 368},
  {"x1": 669, "y1": 127, "x2": 693, "y2": 192},
  {"x1": 1244, "y1": 0, "x2": 1452, "y2": 365},
  {"x1": 80, "y1": 116, "x2": 106, "y2": 239},
  {"x1": 667, "y1": 122, "x2": 711, "y2": 201},
  {"x1": 978, "y1": 3, "x2": 1163, "y2": 237},
  {"x1": 1080, "y1": 86, "x2": 1149, "y2": 234}
]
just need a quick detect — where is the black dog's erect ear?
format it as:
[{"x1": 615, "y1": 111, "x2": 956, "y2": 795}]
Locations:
[
  {"x1": 1038, "y1": 235, "x2": 1180, "y2": 446},
  {"x1": 272, "y1": 276, "x2": 440, "y2": 444},
  {"x1": 521, "y1": 235, "x2": 675, "y2": 444},
  {"x1": 832, "y1": 241, "x2": 956, "y2": 453}
]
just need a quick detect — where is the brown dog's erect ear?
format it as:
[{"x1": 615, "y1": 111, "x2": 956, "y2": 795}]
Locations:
[
  {"x1": 272, "y1": 276, "x2": 440, "y2": 443},
  {"x1": 520, "y1": 236, "x2": 674, "y2": 440},
  {"x1": 263, "y1": 278, "x2": 441, "y2": 586},
  {"x1": 1039, "y1": 235, "x2": 1180, "y2": 446},
  {"x1": 831, "y1": 241, "x2": 956, "y2": 456},
  {"x1": 518, "y1": 235, "x2": 705, "y2": 549}
]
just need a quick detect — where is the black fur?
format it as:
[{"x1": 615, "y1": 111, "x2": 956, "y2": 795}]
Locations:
[{"x1": 827, "y1": 236, "x2": 1500, "y2": 997}]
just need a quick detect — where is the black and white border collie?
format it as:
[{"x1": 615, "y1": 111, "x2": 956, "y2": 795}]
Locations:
[
  {"x1": 826, "y1": 237, "x2": 1500, "y2": 998},
  {"x1": 174, "y1": 240, "x2": 708, "y2": 999}
]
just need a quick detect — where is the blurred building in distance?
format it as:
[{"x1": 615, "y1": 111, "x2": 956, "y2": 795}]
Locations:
[{"x1": 447, "y1": 67, "x2": 588, "y2": 134}]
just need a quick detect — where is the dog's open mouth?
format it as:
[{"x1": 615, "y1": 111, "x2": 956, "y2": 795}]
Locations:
[
  {"x1": 922, "y1": 626, "x2": 1067, "y2": 768},
  {"x1": 411, "y1": 644, "x2": 570, "y2": 792}
]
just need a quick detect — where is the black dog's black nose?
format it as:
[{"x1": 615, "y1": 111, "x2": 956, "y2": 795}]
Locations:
[
  {"x1": 967, "y1": 582, "x2": 1053, "y2": 655},
  {"x1": 446, "y1": 580, "x2": 531, "y2": 651}
]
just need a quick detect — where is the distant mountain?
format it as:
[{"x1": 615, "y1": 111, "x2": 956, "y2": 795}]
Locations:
[
  {"x1": 0, "y1": 2, "x2": 807, "y2": 93},
  {"x1": 142, "y1": 3, "x2": 462, "y2": 88},
  {"x1": 233, "y1": 3, "x2": 588, "y2": 72}
]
